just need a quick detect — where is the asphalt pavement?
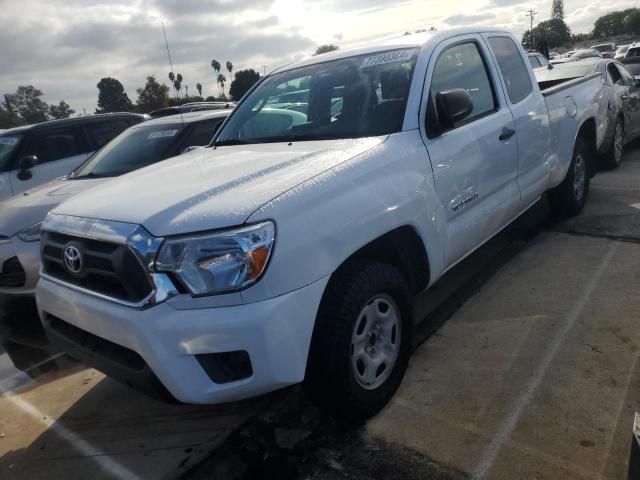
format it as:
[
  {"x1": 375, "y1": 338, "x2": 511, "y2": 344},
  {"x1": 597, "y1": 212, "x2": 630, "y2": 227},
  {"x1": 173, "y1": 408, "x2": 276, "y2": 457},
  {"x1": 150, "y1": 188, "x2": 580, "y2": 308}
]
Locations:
[{"x1": 1, "y1": 141, "x2": 640, "y2": 480}]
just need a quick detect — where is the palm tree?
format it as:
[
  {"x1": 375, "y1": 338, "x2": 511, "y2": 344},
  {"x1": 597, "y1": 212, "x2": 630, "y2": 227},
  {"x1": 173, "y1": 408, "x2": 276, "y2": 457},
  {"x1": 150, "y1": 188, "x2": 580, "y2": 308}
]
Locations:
[
  {"x1": 168, "y1": 72, "x2": 176, "y2": 98},
  {"x1": 217, "y1": 74, "x2": 227, "y2": 99},
  {"x1": 184, "y1": 85, "x2": 189, "y2": 100},
  {"x1": 196, "y1": 82, "x2": 202, "y2": 98},
  {"x1": 211, "y1": 59, "x2": 221, "y2": 96},
  {"x1": 226, "y1": 61, "x2": 233, "y2": 79},
  {"x1": 173, "y1": 79, "x2": 182, "y2": 99}
]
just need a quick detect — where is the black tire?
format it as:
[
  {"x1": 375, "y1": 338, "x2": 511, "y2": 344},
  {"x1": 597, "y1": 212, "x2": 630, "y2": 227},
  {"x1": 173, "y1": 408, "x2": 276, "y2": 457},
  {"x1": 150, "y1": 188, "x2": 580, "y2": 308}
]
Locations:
[
  {"x1": 601, "y1": 117, "x2": 624, "y2": 169},
  {"x1": 304, "y1": 260, "x2": 412, "y2": 419},
  {"x1": 548, "y1": 138, "x2": 590, "y2": 216}
]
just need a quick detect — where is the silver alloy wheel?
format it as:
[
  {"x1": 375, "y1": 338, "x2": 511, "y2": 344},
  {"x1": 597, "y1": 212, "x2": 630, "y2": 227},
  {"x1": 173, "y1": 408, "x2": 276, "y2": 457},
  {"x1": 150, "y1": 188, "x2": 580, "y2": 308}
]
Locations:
[
  {"x1": 351, "y1": 294, "x2": 401, "y2": 390},
  {"x1": 614, "y1": 122, "x2": 624, "y2": 164},
  {"x1": 574, "y1": 153, "x2": 586, "y2": 201}
]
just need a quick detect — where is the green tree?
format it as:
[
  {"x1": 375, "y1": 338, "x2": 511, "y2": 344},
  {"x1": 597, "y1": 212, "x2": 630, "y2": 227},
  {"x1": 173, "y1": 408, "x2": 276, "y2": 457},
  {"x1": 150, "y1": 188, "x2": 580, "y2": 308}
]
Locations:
[
  {"x1": 48, "y1": 100, "x2": 75, "y2": 119},
  {"x1": 0, "y1": 99, "x2": 24, "y2": 129},
  {"x1": 196, "y1": 82, "x2": 203, "y2": 97},
  {"x1": 313, "y1": 44, "x2": 339, "y2": 56},
  {"x1": 530, "y1": 18, "x2": 571, "y2": 48},
  {"x1": 593, "y1": 10, "x2": 629, "y2": 37},
  {"x1": 623, "y1": 9, "x2": 640, "y2": 35},
  {"x1": 229, "y1": 69, "x2": 261, "y2": 101},
  {"x1": 135, "y1": 76, "x2": 170, "y2": 113},
  {"x1": 5, "y1": 85, "x2": 49, "y2": 124},
  {"x1": 217, "y1": 74, "x2": 227, "y2": 99},
  {"x1": 95, "y1": 77, "x2": 132, "y2": 114},
  {"x1": 551, "y1": 0, "x2": 564, "y2": 20},
  {"x1": 211, "y1": 59, "x2": 221, "y2": 96}
]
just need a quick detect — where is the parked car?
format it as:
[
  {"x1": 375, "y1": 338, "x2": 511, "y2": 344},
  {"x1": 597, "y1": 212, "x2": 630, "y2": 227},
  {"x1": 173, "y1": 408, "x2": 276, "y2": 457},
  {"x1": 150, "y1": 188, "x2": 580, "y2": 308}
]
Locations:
[
  {"x1": 591, "y1": 43, "x2": 616, "y2": 58},
  {"x1": 0, "y1": 113, "x2": 146, "y2": 202},
  {"x1": 149, "y1": 102, "x2": 236, "y2": 118},
  {"x1": 625, "y1": 43, "x2": 640, "y2": 59},
  {"x1": 0, "y1": 110, "x2": 230, "y2": 296},
  {"x1": 551, "y1": 49, "x2": 602, "y2": 65},
  {"x1": 615, "y1": 44, "x2": 631, "y2": 59},
  {"x1": 527, "y1": 52, "x2": 551, "y2": 69},
  {"x1": 36, "y1": 28, "x2": 605, "y2": 417},
  {"x1": 536, "y1": 57, "x2": 640, "y2": 168}
]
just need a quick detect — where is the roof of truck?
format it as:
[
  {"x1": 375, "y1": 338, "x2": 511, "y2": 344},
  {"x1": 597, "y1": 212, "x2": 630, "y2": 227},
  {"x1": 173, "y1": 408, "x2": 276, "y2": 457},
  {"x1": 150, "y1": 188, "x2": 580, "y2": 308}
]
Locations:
[{"x1": 272, "y1": 27, "x2": 512, "y2": 75}]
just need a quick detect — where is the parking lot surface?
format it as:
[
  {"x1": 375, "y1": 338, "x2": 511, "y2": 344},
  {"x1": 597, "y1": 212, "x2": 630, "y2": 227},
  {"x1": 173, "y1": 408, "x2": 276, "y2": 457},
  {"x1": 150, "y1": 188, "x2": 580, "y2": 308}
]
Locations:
[{"x1": 1, "y1": 143, "x2": 640, "y2": 479}]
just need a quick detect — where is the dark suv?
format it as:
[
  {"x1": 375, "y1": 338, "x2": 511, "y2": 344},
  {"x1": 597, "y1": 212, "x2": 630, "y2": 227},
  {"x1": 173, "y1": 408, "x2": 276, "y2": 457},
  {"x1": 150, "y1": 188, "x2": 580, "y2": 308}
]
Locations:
[{"x1": 0, "y1": 113, "x2": 147, "y2": 201}]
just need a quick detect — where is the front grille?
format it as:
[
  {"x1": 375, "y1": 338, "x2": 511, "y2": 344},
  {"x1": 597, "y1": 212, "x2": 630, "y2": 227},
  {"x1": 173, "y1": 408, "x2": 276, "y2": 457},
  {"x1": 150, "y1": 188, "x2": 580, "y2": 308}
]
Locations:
[
  {"x1": 41, "y1": 231, "x2": 153, "y2": 303},
  {"x1": 0, "y1": 256, "x2": 26, "y2": 287}
]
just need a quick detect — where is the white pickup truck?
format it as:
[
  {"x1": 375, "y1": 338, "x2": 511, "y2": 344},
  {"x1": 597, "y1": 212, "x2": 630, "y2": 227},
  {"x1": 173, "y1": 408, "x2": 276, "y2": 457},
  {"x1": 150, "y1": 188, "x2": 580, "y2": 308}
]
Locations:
[{"x1": 36, "y1": 28, "x2": 605, "y2": 417}]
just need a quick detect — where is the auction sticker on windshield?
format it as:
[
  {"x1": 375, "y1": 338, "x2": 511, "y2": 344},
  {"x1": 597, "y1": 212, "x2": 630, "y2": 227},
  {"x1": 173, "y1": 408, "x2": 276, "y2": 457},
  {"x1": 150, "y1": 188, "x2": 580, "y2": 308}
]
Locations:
[
  {"x1": 360, "y1": 49, "x2": 414, "y2": 68},
  {"x1": 0, "y1": 137, "x2": 18, "y2": 145},
  {"x1": 147, "y1": 130, "x2": 179, "y2": 139}
]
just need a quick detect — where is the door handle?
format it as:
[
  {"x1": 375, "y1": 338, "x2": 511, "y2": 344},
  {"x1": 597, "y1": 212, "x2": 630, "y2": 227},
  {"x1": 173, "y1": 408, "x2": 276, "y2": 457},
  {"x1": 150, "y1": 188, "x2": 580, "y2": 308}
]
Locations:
[
  {"x1": 499, "y1": 127, "x2": 516, "y2": 141},
  {"x1": 621, "y1": 95, "x2": 629, "y2": 100}
]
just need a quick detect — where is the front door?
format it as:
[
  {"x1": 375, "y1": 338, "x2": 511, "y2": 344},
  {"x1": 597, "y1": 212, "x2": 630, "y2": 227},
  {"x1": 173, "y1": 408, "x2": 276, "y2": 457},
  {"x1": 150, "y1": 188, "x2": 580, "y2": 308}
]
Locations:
[
  {"x1": 421, "y1": 35, "x2": 520, "y2": 268},
  {"x1": 616, "y1": 63, "x2": 640, "y2": 140},
  {"x1": 9, "y1": 126, "x2": 90, "y2": 196}
]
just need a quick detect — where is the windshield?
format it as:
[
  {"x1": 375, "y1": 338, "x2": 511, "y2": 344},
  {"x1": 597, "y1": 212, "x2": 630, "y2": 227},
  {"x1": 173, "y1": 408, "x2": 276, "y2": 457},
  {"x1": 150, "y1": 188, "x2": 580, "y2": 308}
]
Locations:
[
  {"x1": 215, "y1": 48, "x2": 419, "y2": 145},
  {"x1": 72, "y1": 123, "x2": 186, "y2": 178},
  {"x1": 0, "y1": 134, "x2": 22, "y2": 172}
]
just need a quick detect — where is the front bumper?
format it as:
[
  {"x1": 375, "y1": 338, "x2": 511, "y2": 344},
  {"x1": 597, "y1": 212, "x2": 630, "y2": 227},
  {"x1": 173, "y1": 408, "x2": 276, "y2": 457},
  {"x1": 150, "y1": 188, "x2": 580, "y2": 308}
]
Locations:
[
  {"x1": 0, "y1": 238, "x2": 40, "y2": 296},
  {"x1": 36, "y1": 276, "x2": 329, "y2": 404}
]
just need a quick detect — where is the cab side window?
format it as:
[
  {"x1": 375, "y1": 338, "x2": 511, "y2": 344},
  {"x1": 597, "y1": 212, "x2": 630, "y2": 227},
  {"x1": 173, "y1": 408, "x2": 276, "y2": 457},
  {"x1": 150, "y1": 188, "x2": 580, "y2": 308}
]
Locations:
[
  {"x1": 22, "y1": 127, "x2": 84, "y2": 164},
  {"x1": 430, "y1": 41, "x2": 496, "y2": 128},
  {"x1": 487, "y1": 36, "x2": 533, "y2": 104}
]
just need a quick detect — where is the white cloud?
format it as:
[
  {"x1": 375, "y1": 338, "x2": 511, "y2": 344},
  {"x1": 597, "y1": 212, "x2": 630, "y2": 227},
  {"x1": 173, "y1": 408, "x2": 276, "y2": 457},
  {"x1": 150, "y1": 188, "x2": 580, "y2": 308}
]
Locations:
[{"x1": 0, "y1": 0, "x2": 637, "y2": 112}]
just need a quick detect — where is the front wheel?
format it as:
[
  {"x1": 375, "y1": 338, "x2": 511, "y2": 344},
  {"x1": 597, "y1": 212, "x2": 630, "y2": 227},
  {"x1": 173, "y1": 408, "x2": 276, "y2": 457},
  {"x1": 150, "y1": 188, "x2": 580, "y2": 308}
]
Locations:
[
  {"x1": 304, "y1": 260, "x2": 412, "y2": 419},
  {"x1": 548, "y1": 138, "x2": 590, "y2": 216}
]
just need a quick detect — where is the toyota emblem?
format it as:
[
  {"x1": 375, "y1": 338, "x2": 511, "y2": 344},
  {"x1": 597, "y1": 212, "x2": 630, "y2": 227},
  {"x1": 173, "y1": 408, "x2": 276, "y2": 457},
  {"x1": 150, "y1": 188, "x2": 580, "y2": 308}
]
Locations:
[{"x1": 63, "y1": 245, "x2": 83, "y2": 274}]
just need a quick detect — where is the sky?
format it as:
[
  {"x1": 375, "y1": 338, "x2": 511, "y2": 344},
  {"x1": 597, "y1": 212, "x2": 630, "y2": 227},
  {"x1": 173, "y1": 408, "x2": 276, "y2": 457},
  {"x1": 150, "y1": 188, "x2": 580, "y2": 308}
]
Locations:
[{"x1": 0, "y1": 0, "x2": 636, "y2": 113}]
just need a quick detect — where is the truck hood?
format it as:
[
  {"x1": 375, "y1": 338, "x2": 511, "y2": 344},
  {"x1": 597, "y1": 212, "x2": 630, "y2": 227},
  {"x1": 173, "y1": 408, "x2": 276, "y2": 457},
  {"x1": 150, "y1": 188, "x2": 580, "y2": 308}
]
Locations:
[
  {"x1": 0, "y1": 177, "x2": 106, "y2": 237},
  {"x1": 52, "y1": 139, "x2": 384, "y2": 237}
]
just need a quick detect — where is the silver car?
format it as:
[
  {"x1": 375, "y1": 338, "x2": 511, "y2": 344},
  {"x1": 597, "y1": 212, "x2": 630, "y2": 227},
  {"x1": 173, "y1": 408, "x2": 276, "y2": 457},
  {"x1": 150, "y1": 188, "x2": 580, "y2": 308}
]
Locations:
[{"x1": 536, "y1": 57, "x2": 640, "y2": 168}]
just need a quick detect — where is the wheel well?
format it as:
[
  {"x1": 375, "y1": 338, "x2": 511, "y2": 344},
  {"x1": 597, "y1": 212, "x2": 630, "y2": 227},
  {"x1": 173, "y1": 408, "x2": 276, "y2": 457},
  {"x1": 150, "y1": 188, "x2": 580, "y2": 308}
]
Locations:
[
  {"x1": 335, "y1": 226, "x2": 430, "y2": 294},
  {"x1": 577, "y1": 118, "x2": 597, "y2": 176}
]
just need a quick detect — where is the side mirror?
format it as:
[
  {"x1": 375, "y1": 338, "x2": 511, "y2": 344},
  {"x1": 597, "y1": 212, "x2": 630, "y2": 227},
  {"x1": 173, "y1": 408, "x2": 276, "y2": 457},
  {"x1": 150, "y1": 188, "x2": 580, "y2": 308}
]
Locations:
[
  {"x1": 435, "y1": 89, "x2": 474, "y2": 131},
  {"x1": 18, "y1": 155, "x2": 37, "y2": 170},
  {"x1": 17, "y1": 155, "x2": 37, "y2": 180}
]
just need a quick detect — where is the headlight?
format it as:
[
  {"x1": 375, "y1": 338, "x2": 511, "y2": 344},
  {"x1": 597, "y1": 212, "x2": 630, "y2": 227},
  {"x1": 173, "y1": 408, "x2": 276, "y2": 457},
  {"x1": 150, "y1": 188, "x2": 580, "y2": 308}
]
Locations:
[
  {"x1": 17, "y1": 222, "x2": 42, "y2": 242},
  {"x1": 155, "y1": 221, "x2": 275, "y2": 295}
]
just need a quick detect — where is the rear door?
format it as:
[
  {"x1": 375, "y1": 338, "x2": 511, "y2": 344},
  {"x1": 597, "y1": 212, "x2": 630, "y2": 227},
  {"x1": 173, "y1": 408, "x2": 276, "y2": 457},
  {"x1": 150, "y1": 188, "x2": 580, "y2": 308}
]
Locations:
[
  {"x1": 485, "y1": 34, "x2": 551, "y2": 209},
  {"x1": 9, "y1": 125, "x2": 90, "y2": 195},
  {"x1": 420, "y1": 34, "x2": 520, "y2": 268}
]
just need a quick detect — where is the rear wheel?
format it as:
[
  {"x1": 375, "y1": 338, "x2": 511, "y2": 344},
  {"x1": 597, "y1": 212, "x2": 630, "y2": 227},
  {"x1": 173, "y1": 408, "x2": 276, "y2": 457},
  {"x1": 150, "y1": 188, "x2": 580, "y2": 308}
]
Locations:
[
  {"x1": 602, "y1": 117, "x2": 624, "y2": 169},
  {"x1": 304, "y1": 260, "x2": 412, "y2": 419},
  {"x1": 548, "y1": 138, "x2": 590, "y2": 216}
]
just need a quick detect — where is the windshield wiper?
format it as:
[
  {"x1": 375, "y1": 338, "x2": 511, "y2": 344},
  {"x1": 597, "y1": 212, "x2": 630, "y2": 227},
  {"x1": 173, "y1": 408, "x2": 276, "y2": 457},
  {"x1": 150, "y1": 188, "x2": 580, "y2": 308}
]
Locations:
[
  {"x1": 70, "y1": 171, "x2": 113, "y2": 180},
  {"x1": 214, "y1": 139, "x2": 252, "y2": 147}
]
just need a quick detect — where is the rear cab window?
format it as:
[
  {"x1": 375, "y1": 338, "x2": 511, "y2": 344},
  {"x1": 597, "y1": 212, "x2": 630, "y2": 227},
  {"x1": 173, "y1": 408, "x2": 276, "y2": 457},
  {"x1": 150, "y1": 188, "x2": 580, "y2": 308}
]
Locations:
[{"x1": 488, "y1": 36, "x2": 533, "y2": 104}]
